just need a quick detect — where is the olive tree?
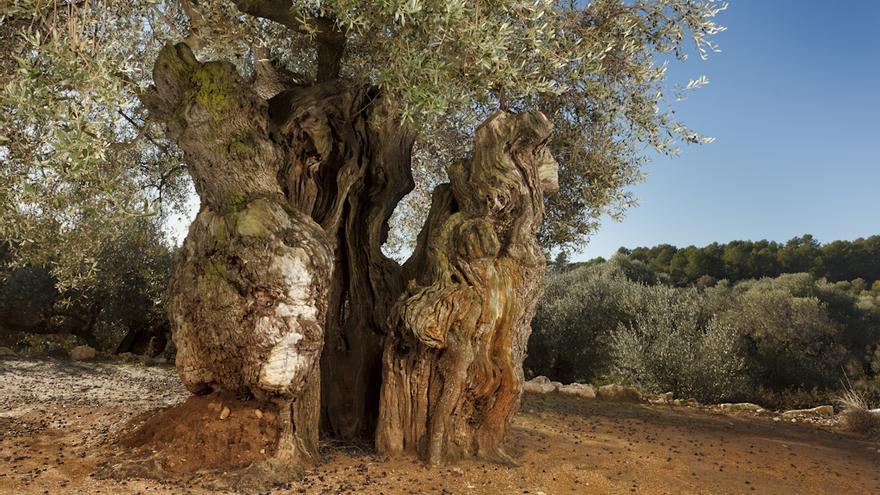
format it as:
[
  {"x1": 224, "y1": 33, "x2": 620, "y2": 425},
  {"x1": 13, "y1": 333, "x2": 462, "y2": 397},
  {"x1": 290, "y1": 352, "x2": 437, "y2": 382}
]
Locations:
[{"x1": 1, "y1": 0, "x2": 725, "y2": 470}]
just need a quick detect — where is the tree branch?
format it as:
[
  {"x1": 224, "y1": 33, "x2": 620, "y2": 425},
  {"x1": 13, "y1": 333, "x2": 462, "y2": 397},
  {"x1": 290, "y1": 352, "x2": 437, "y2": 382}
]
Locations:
[
  {"x1": 315, "y1": 17, "x2": 345, "y2": 82},
  {"x1": 231, "y1": 0, "x2": 308, "y2": 32},
  {"x1": 231, "y1": 0, "x2": 345, "y2": 82}
]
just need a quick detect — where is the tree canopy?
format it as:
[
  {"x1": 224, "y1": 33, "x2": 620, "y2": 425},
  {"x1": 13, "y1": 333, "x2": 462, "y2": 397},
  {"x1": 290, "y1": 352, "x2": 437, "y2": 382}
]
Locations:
[{"x1": 1, "y1": 0, "x2": 726, "y2": 284}]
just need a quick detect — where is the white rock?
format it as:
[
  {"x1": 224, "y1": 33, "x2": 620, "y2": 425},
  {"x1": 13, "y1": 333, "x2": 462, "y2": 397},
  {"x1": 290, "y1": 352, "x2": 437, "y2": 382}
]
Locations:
[
  {"x1": 596, "y1": 384, "x2": 642, "y2": 402},
  {"x1": 717, "y1": 402, "x2": 764, "y2": 413},
  {"x1": 69, "y1": 345, "x2": 96, "y2": 361},
  {"x1": 219, "y1": 406, "x2": 230, "y2": 420},
  {"x1": 781, "y1": 405, "x2": 834, "y2": 419},
  {"x1": 558, "y1": 383, "x2": 597, "y2": 399},
  {"x1": 523, "y1": 376, "x2": 555, "y2": 394},
  {"x1": 550, "y1": 381, "x2": 563, "y2": 391}
]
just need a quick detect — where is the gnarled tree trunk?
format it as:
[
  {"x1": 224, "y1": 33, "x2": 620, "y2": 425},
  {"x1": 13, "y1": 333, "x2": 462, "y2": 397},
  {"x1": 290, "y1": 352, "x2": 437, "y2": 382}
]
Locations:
[
  {"x1": 144, "y1": 42, "x2": 557, "y2": 471},
  {"x1": 376, "y1": 111, "x2": 558, "y2": 464}
]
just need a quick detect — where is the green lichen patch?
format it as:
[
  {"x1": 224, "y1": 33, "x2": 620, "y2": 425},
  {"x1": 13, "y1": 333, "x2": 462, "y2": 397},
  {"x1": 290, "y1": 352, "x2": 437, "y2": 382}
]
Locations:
[
  {"x1": 226, "y1": 190, "x2": 249, "y2": 213},
  {"x1": 188, "y1": 62, "x2": 232, "y2": 113},
  {"x1": 235, "y1": 199, "x2": 289, "y2": 238},
  {"x1": 229, "y1": 140, "x2": 254, "y2": 159}
]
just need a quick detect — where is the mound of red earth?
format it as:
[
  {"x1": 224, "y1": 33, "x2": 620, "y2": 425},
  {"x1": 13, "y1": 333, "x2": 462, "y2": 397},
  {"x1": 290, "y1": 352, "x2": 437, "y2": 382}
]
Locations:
[{"x1": 119, "y1": 391, "x2": 280, "y2": 475}]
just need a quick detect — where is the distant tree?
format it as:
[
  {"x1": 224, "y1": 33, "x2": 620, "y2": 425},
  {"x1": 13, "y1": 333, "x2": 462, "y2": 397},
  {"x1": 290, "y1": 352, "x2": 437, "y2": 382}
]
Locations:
[
  {"x1": 601, "y1": 235, "x2": 880, "y2": 286},
  {"x1": 723, "y1": 289, "x2": 846, "y2": 390},
  {"x1": 528, "y1": 260, "x2": 643, "y2": 382},
  {"x1": 0, "y1": 219, "x2": 174, "y2": 355},
  {"x1": 685, "y1": 244, "x2": 722, "y2": 282},
  {"x1": 778, "y1": 234, "x2": 820, "y2": 274},
  {"x1": 552, "y1": 251, "x2": 571, "y2": 273},
  {"x1": 668, "y1": 249, "x2": 689, "y2": 284},
  {"x1": 721, "y1": 240, "x2": 752, "y2": 280}
]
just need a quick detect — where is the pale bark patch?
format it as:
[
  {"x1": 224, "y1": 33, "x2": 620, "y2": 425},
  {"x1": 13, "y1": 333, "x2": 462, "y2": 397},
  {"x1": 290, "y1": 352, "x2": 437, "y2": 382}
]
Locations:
[{"x1": 259, "y1": 331, "x2": 306, "y2": 392}]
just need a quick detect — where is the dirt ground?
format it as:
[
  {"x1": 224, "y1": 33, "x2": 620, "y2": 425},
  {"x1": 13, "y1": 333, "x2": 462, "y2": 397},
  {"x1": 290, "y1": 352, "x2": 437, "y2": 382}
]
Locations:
[{"x1": 1, "y1": 358, "x2": 878, "y2": 495}]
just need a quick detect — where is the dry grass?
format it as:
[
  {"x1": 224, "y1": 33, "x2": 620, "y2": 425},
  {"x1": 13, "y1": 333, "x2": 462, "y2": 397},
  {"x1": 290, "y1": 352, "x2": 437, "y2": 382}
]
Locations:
[
  {"x1": 840, "y1": 408, "x2": 880, "y2": 437},
  {"x1": 837, "y1": 379, "x2": 880, "y2": 437}
]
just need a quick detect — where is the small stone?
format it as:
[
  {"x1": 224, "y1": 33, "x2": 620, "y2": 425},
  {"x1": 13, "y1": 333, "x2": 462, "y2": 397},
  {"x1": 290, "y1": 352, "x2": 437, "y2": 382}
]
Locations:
[
  {"x1": 254, "y1": 409, "x2": 263, "y2": 419},
  {"x1": 69, "y1": 345, "x2": 97, "y2": 361},
  {"x1": 558, "y1": 383, "x2": 597, "y2": 399},
  {"x1": 220, "y1": 407, "x2": 230, "y2": 420},
  {"x1": 781, "y1": 405, "x2": 834, "y2": 419},
  {"x1": 649, "y1": 392, "x2": 674, "y2": 405},
  {"x1": 523, "y1": 376, "x2": 556, "y2": 394},
  {"x1": 717, "y1": 402, "x2": 764, "y2": 413}
]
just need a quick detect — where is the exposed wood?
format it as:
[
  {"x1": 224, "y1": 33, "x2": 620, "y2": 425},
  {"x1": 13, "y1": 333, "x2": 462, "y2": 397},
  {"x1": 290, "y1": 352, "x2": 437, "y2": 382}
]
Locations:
[{"x1": 321, "y1": 98, "x2": 415, "y2": 440}]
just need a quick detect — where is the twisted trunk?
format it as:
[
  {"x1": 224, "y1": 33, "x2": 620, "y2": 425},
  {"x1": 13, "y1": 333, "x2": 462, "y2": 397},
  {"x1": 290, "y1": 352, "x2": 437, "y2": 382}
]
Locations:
[
  {"x1": 321, "y1": 103, "x2": 415, "y2": 440},
  {"x1": 144, "y1": 42, "x2": 557, "y2": 470},
  {"x1": 376, "y1": 112, "x2": 558, "y2": 463}
]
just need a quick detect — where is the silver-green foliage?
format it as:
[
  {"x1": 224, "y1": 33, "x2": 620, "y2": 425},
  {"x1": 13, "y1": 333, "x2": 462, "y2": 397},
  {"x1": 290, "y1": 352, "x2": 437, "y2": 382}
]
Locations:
[
  {"x1": 527, "y1": 259, "x2": 645, "y2": 382},
  {"x1": 532, "y1": 262, "x2": 871, "y2": 401},
  {"x1": 1, "y1": 1, "x2": 189, "y2": 291},
  {"x1": 720, "y1": 275, "x2": 850, "y2": 389},
  {"x1": 1, "y1": 0, "x2": 728, "y2": 287},
  {"x1": 610, "y1": 284, "x2": 748, "y2": 402}
]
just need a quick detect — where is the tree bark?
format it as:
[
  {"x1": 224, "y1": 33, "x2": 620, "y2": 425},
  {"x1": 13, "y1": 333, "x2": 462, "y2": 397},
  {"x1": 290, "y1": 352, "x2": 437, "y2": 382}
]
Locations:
[
  {"x1": 144, "y1": 42, "x2": 558, "y2": 470},
  {"x1": 321, "y1": 100, "x2": 415, "y2": 441},
  {"x1": 144, "y1": 43, "x2": 342, "y2": 465},
  {"x1": 376, "y1": 111, "x2": 558, "y2": 464}
]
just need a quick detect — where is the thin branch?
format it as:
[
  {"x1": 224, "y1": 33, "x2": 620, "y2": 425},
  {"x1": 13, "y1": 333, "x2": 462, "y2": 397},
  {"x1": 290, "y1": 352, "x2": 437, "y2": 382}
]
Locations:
[
  {"x1": 112, "y1": 111, "x2": 157, "y2": 150},
  {"x1": 231, "y1": 0, "x2": 346, "y2": 81},
  {"x1": 231, "y1": 0, "x2": 309, "y2": 32}
]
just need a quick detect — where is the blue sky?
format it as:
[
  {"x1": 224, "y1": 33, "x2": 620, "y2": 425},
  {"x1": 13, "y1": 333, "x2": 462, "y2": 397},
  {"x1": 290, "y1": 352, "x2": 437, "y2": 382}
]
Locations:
[{"x1": 574, "y1": 0, "x2": 880, "y2": 261}]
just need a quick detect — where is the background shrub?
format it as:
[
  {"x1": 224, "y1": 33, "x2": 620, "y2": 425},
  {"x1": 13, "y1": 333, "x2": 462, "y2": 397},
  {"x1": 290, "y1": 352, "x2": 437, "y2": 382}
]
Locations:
[
  {"x1": 0, "y1": 219, "x2": 174, "y2": 356},
  {"x1": 610, "y1": 286, "x2": 749, "y2": 402},
  {"x1": 529, "y1": 250, "x2": 880, "y2": 407}
]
